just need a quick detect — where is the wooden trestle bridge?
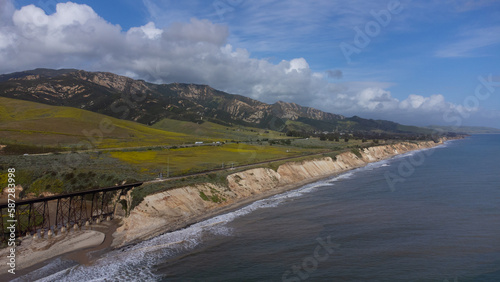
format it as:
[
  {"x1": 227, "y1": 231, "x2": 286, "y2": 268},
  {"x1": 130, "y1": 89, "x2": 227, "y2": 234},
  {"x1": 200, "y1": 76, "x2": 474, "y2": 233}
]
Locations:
[{"x1": 0, "y1": 182, "x2": 143, "y2": 242}]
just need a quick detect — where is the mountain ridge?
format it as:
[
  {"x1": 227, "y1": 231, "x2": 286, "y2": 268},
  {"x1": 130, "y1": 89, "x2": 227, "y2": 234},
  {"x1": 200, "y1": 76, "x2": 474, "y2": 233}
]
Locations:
[{"x1": 0, "y1": 68, "x2": 431, "y2": 135}]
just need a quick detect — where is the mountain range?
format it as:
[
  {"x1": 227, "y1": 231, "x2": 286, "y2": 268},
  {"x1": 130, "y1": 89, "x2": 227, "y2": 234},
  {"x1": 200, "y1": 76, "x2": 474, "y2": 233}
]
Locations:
[{"x1": 0, "y1": 68, "x2": 432, "y2": 135}]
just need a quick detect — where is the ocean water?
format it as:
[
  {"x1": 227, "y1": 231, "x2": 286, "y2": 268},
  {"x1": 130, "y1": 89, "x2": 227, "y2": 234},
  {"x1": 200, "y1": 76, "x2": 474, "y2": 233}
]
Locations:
[{"x1": 17, "y1": 135, "x2": 500, "y2": 281}]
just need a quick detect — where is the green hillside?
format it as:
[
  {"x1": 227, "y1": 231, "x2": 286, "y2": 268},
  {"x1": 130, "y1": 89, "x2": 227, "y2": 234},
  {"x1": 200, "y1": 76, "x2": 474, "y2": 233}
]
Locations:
[
  {"x1": 152, "y1": 118, "x2": 286, "y2": 142},
  {"x1": 0, "y1": 97, "x2": 195, "y2": 149},
  {"x1": 0, "y1": 97, "x2": 292, "y2": 152}
]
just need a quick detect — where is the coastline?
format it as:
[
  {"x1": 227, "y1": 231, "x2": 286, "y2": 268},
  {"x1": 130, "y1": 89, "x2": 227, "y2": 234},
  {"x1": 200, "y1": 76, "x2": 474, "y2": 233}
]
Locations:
[
  {"x1": 2, "y1": 139, "x2": 452, "y2": 277},
  {"x1": 111, "y1": 139, "x2": 450, "y2": 247}
]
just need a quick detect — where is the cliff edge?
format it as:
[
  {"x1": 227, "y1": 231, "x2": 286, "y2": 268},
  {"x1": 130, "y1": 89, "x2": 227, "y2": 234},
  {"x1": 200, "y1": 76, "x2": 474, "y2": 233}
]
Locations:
[{"x1": 112, "y1": 140, "x2": 443, "y2": 247}]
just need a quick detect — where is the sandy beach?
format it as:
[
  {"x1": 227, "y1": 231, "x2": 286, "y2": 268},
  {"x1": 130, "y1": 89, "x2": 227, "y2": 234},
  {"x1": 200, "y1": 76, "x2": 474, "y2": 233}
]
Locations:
[{"x1": 0, "y1": 220, "x2": 120, "y2": 280}]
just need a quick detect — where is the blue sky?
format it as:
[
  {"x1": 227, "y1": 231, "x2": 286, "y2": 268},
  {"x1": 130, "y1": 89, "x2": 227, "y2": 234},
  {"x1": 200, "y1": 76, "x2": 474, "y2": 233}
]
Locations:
[{"x1": 2, "y1": 0, "x2": 500, "y2": 128}]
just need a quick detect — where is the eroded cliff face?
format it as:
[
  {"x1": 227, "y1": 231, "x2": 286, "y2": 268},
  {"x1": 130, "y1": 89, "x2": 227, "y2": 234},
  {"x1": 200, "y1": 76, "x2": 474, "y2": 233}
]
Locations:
[{"x1": 113, "y1": 140, "x2": 442, "y2": 247}]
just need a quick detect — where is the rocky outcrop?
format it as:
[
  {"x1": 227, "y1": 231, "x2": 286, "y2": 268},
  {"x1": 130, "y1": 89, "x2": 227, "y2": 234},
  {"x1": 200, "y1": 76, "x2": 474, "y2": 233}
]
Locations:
[
  {"x1": 112, "y1": 140, "x2": 443, "y2": 247},
  {"x1": 73, "y1": 70, "x2": 151, "y2": 95},
  {"x1": 271, "y1": 100, "x2": 345, "y2": 121}
]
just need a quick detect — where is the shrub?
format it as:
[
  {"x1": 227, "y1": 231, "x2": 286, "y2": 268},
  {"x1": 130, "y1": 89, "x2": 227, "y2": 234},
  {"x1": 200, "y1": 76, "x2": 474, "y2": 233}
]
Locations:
[
  {"x1": 120, "y1": 199, "x2": 128, "y2": 213},
  {"x1": 199, "y1": 191, "x2": 209, "y2": 201},
  {"x1": 29, "y1": 176, "x2": 64, "y2": 196},
  {"x1": 350, "y1": 148, "x2": 362, "y2": 158}
]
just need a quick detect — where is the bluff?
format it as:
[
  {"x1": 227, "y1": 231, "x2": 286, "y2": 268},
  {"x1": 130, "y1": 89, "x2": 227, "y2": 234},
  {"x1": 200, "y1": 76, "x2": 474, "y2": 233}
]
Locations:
[{"x1": 112, "y1": 140, "x2": 442, "y2": 247}]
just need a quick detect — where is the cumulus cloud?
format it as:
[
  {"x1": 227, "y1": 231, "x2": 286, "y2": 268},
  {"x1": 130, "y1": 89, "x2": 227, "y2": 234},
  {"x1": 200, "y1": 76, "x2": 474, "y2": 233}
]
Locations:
[
  {"x1": 2, "y1": 2, "x2": 123, "y2": 70},
  {"x1": 0, "y1": 1, "x2": 482, "y2": 127},
  {"x1": 310, "y1": 86, "x2": 479, "y2": 126},
  {"x1": 285, "y1": 58, "x2": 309, "y2": 74},
  {"x1": 128, "y1": 22, "x2": 163, "y2": 40}
]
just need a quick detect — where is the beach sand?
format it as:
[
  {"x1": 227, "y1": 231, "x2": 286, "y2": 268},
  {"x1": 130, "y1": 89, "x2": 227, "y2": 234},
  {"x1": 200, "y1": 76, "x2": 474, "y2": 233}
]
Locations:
[{"x1": 0, "y1": 219, "x2": 119, "y2": 279}]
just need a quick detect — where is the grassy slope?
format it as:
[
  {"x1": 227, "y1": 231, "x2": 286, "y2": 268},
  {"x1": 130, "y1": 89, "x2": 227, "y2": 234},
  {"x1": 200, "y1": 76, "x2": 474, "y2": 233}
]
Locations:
[
  {"x1": 152, "y1": 118, "x2": 287, "y2": 141},
  {"x1": 0, "y1": 97, "x2": 293, "y2": 150},
  {"x1": 0, "y1": 97, "x2": 198, "y2": 148},
  {"x1": 108, "y1": 143, "x2": 318, "y2": 176},
  {"x1": 285, "y1": 120, "x2": 316, "y2": 132}
]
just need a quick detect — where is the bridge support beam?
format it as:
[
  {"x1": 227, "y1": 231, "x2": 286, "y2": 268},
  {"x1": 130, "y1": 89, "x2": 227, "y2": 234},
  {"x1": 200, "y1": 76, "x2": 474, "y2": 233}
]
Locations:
[{"x1": 0, "y1": 182, "x2": 142, "y2": 243}]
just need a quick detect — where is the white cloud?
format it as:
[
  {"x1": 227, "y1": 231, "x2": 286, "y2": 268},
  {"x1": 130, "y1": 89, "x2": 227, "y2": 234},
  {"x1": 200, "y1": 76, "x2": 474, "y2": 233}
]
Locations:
[
  {"x1": 308, "y1": 84, "x2": 480, "y2": 126},
  {"x1": 0, "y1": 1, "x2": 484, "y2": 127},
  {"x1": 128, "y1": 22, "x2": 163, "y2": 40},
  {"x1": 285, "y1": 58, "x2": 310, "y2": 74}
]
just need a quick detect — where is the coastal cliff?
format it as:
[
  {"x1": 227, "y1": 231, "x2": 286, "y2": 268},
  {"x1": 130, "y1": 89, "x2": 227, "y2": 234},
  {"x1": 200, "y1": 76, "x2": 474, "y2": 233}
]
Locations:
[{"x1": 113, "y1": 140, "x2": 442, "y2": 247}]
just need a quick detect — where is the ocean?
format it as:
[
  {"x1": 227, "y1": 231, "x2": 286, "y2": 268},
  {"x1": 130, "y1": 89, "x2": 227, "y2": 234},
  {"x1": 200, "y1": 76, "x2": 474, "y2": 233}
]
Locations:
[{"x1": 16, "y1": 134, "x2": 500, "y2": 281}]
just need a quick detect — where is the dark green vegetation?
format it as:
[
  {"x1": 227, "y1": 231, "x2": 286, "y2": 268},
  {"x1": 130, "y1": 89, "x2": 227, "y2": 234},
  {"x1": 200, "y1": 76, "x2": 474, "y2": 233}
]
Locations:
[{"x1": 350, "y1": 148, "x2": 362, "y2": 158}]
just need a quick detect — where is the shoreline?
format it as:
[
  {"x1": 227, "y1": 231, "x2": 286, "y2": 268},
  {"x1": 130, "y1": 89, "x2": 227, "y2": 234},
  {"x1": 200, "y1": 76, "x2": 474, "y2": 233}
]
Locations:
[
  {"x1": 3, "y1": 139, "x2": 453, "y2": 278},
  {"x1": 0, "y1": 220, "x2": 122, "y2": 280},
  {"x1": 112, "y1": 139, "x2": 452, "y2": 247},
  {"x1": 9, "y1": 219, "x2": 120, "y2": 278}
]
